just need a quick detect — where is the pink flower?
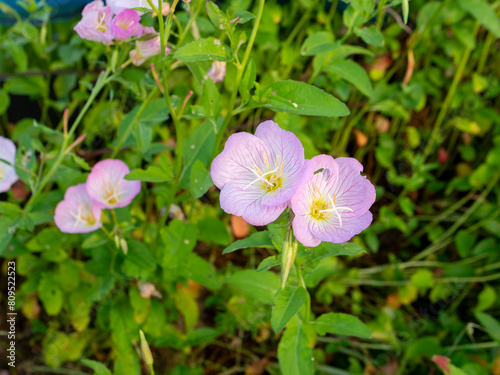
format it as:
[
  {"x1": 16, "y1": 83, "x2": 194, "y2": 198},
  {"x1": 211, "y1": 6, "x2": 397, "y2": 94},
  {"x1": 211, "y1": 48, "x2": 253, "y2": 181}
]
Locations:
[
  {"x1": 291, "y1": 155, "x2": 376, "y2": 247},
  {"x1": 86, "y1": 159, "x2": 141, "y2": 209},
  {"x1": 130, "y1": 36, "x2": 171, "y2": 66},
  {"x1": 207, "y1": 61, "x2": 226, "y2": 83},
  {"x1": 74, "y1": 0, "x2": 114, "y2": 43},
  {"x1": 211, "y1": 121, "x2": 314, "y2": 226},
  {"x1": 0, "y1": 136, "x2": 18, "y2": 193},
  {"x1": 107, "y1": 0, "x2": 156, "y2": 15},
  {"x1": 112, "y1": 9, "x2": 143, "y2": 40},
  {"x1": 54, "y1": 184, "x2": 102, "y2": 233}
]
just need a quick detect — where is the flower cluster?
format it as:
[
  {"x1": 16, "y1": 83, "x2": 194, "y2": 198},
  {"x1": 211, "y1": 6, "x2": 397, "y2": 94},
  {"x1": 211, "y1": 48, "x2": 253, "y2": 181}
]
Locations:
[
  {"x1": 55, "y1": 159, "x2": 141, "y2": 234},
  {"x1": 0, "y1": 136, "x2": 19, "y2": 194},
  {"x1": 74, "y1": 0, "x2": 171, "y2": 66},
  {"x1": 210, "y1": 122, "x2": 376, "y2": 247}
]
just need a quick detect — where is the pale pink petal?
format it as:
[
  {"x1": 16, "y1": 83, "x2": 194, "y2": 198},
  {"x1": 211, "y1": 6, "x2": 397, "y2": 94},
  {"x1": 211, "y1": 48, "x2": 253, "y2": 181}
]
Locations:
[
  {"x1": 219, "y1": 181, "x2": 263, "y2": 217},
  {"x1": 54, "y1": 200, "x2": 102, "y2": 234},
  {"x1": 0, "y1": 136, "x2": 18, "y2": 193},
  {"x1": 292, "y1": 215, "x2": 321, "y2": 247},
  {"x1": 254, "y1": 121, "x2": 314, "y2": 206},
  {"x1": 86, "y1": 159, "x2": 141, "y2": 208},
  {"x1": 113, "y1": 9, "x2": 143, "y2": 41},
  {"x1": 74, "y1": 5, "x2": 114, "y2": 42},
  {"x1": 210, "y1": 132, "x2": 270, "y2": 190},
  {"x1": 82, "y1": 0, "x2": 105, "y2": 16},
  {"x1": 329, "y1": 157, "x2": 376, "y2": 219},
  {"x1": 310, "y1": 211, "x2": 373, "y2": 244},
  {"x1": 242, "y1": 200, "x2": 287, "y2": 226},
  {"x1": 207, "y1": 61, "x2": 226, "y2": 83}
]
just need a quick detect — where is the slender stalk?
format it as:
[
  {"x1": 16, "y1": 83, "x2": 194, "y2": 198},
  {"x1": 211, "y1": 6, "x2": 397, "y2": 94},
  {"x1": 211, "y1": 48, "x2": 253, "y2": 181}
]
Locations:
[
  {"x1": 421, "y1": 23, "x2": 479, "y2": 164},
  {"x1": 148, "y1": 0, "x2": 183, "y2": 178},
  {"x1": 410, "y1": 173, "x2": 500, "y2": 261},
  {"x1": 25, "y1": 68, "x2": 112, "y2": 211},
  {"x1": 111, "y1": 88, "x2": 159, "y2": 158},
  {"x1": 212, "y1": 0, "x2": 266, "y2": 159}
]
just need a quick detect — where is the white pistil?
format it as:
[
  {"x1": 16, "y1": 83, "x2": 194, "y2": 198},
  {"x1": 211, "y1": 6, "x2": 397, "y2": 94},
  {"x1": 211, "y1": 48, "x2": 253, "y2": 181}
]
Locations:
[
  {"x1": 243, "y1": 165, "x2": 278, "y2": 190},
  {"x1": 318, "y1": 194, "x2": 353, "y2": 227},
  {"x1": 242, "y1": 153, "x2": 283, "y2": 191},
  {"x1": 70, "y1": 204, "x2": 94, "y2": 228}
]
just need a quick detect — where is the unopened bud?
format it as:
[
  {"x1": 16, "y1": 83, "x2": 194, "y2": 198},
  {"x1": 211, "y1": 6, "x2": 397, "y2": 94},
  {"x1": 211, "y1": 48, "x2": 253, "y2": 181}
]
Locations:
[{"x1": 140, "y1": 330, "x2": 154, "y2": 368}]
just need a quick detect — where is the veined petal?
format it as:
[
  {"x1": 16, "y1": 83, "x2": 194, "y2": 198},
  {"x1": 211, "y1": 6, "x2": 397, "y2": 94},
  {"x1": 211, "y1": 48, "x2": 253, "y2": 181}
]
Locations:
[
  {"x1": 219, "y1": 180, "x2": 264, "y2": 217},
  {"x1": 242, "y1": 200, "x2": 287, "y2": 226},
  {"x1": 255, "y1": 120, "x2": 305, "y2": 185},
  {"x1": 210, "y1": 132, "x2": 270, "y2": 190},
  {"x1": 309, "y1": 154, "x2": 340, "y2": 194},
  {"x1": 292, "y1": 215, "x2": 321, "y2": 247},
  {"x1": 329, "y1": 157, "x2": 376, "y2": 218},
  {"x1": 113, "y1": 9, "x2": 143, "y2": 40},
  {"x1": 0, "y1": 136, "x2": 18, "y2": 193},
  {"x1": 54, "y1": 200, "x2": 102, "y2": 234},
  {"x1": 86, "y1": 159, "x2": 141, "y2": 208},
  {"x1": 310, "y1": 211, "x2": 373, "y2": 244}
]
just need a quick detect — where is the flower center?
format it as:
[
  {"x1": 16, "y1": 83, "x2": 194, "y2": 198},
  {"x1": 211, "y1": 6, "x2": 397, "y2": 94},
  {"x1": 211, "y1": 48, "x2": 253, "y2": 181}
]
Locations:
[
  {"x1": 95, "y1": 13, "x2": 108, "y2": 33},
  {"x1": 103, "y1": 179, "x2": 121, "y2": 205},
  {"x1": 71, "y1": 201, "x2": 97, "y2": 228},
  {"x1": 0, "y1": 166, "x2": 4, "y2": 181},
  {"x1": 243, "y1": 152, "x2": 285, "y2": 193},
  {"x1": 118, "y1": 19, "x2": 134, "y2": 30},
  {"x1": 309, "y1": 181, "x2": 353, "y2": 226}
]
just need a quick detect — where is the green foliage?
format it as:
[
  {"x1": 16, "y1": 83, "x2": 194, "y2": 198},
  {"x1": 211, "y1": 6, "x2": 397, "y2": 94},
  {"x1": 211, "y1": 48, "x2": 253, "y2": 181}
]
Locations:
[{"x1": 1, "y1": 0, "x2": 500, "y2": 373}]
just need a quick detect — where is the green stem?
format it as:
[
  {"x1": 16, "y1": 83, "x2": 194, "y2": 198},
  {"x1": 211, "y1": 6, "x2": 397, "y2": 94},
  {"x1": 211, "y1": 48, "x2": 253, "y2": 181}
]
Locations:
[
  {"x1": 212, "y1": 0, "x2": 266, "y2": 159},
  {"x1": 111, "y1": 87, "x2": 159, "y2": 158},
  {"x1": 25, "y1": 68, "x2": 112, "y2": 211},
  {"x1": 410, "y1": 173, "x2": 500, "y2": 262},
  {"x1": 296, "y1": 264, "x2": 311, "y2": 323},
  {"x1": 421, "y1": 23, "x2": 479, "y2": 164},
  {"x1": 148, "y1": 0, "x2": 183, "y2": 178}
]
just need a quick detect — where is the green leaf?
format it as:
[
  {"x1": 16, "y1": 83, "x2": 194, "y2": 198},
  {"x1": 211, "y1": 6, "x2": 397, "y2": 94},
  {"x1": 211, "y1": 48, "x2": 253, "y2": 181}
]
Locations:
[
  {"x1": 180, "y1": 119, "x2": 216, "y2": 187},
  {"x1": 475, "y1": 285, "x2": 496, "y2": 312},
  {"x1": 190, "y1": 160, "x2": 213, "y2": 199},
  {"x1": 257, "y1": 256, "x2": 281, "y2": 272},
  {"x1": 262, "y1": 80, "x2": 349, "y2": 117},
  {"x1": 123, "y1": 239, "x2": 156, "y2": 272},
  {"x1": 277, "y1": 319, "x2": 315, "y2": 375},
  {"x1": 355, "y1": 25, "x2": 384, "y2": 47},
  {"x1": 0, "y1": 202, "x2": 23, "y2": 216},
  {"x1": 327, "y1": 59, "x2": 374, "y2": 97},
  {"x1": 197, "y1": 218, "x2": 230, "y2": 246},
  {"x1": 4, "y1": 76, "x2": 46, "y2": 96},
  {"x1": 0, "y1": 90, "x2": 10, "y2": 115},
  {"x1": 222, "y1": 231, "x2": 275, "y2": 254},
  {"x1": 313, "y1": 312, "x2": 371, "y2": 338},
  {"x1": 225, "y1": 270, "x2": 280, "y2": 304},
  {"x1": 458, "y1": 0, "x2": 500, "y2": 38},
  {"x1": 0, "y1": 217, "x2": 17, "y2": 256},
  {"x1": 271, "y1": 286, "x2": 308, "y2": 332},
  {"x1": 454, "y1": 230, "x2": 477, "y2": 258},
  {"x1": 81, "y1": 359, "x2": 113, "y2": 375},
  {"x1": 300, "y1": 31, "x2": 338, "y2": 56},
  {"x1": 174, "y1": 37, "x2": 234, "y2": 62},
  {"x1": 126, "y1": 165, "x2": 172, "y2": 182},
  {"x1": 474, "y1": 312, "x2": 500, "y2": 343},
  {"x1": 161, "y1": 219, "x2": 198, "y2": 267},
  {"x1": 299, "y1": 242, "x2": 366, "y2": 265},
  {"x1": 406, "y1": 337, "x2": 441, "y2": 359},
  {"x1": 235, "y1": 10, "x2": 256, "y2": 23},
  {"x1": 38, "y1": 275, "x2": 63, "y2": 316},
  {"x1": 184, "y1": 253, "x2": 221, "y2": 290}
]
